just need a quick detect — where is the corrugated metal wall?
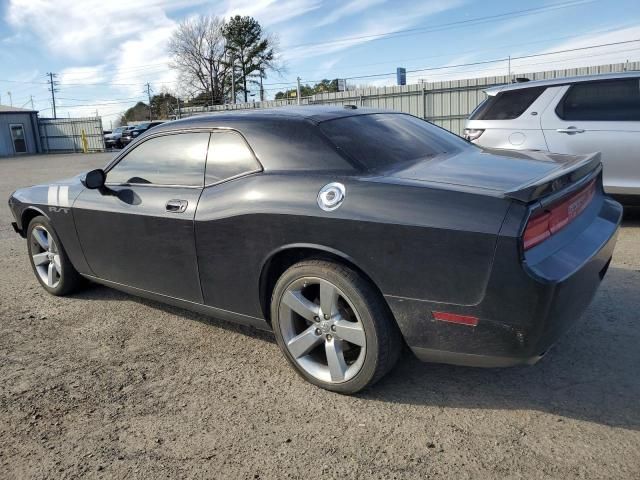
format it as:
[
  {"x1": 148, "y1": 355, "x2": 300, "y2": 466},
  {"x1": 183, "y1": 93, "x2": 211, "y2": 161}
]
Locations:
[
  {"x1": 181, "y1": 61, "x2": 640, "y2": 136},
  {"x1": 0, "y1": 112, "x2": 40, "y2": 156},
  {"x1": 39, "y1": 117, "x2": 105, "y2": 153}
]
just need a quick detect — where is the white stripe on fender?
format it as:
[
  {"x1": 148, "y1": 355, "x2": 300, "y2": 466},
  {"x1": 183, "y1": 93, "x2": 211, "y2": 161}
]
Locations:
[
  {"x1": 47, "y1": 185, "x2": 58, "y2": 205},
  {"x1": 47, "y1": 185, "x2": 70, "y2": 207},
  {"x1": 58, "y1": 186, "x2": 69, "y2": 207}
]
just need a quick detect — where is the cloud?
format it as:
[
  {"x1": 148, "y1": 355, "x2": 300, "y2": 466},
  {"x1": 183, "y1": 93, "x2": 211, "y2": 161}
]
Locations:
[
  {"x1": 218, "y1": 0, "x2": 322, "y2": 26},
  {"x1": 6, "y1": 0, "x2": 206, "y2": 60},
  {"x1": 111, "y1": 25, "x2": 179, "y2": 97},
  {"x1": 59, "y1": 66, "x2": 108, "y2": 85},
  {"x1": 316, "y1": 0, "x2": 387, "y2": 27},
  {"x1": 283, "y1": 0, "x2": 466, "y2": 61}
]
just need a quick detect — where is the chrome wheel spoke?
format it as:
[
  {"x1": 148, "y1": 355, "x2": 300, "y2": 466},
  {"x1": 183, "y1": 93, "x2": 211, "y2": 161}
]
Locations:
[
  {"x1": 47, "y1": 262, "x2": 55, "y2": 287},
  {"x1": 334, "y1": 319, "x2": 366, "y2": 347},
  {"x1": 325, "y1": 340, "x2": 347, "y2": 382},
  {"x1": 32, "y1": 252, "x2": 49, "y2": 266},
  {"x1": 53, "y1": 255, "x2": 61, "y2": 273},
  {"x1": 287, "y1": 325, "x2": 322, "y2": 358},
  {"x1": 33, "y1": 229, "x2": 49, "y2": 250},
  {"x1": 282, "y1": 289, "x2": 319, "y2": 322},
  {"x1": 319, "y1": 280, "x2": 339, "y2": 318}
]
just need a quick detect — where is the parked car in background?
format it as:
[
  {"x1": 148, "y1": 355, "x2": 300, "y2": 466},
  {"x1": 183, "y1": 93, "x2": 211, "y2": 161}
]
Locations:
[
  {"x1": 464, "y1": 72, "x2": 640, "y2": 203},
  {"x1": 104, "y1": 126, "x2": 132, "y2": 149},
  {"x1": 122, "y1": 121, "x2": 165, "y2": 146},
  {"x1": 118, "y1": 126, "x2": 138, "y2": 148},
  {"x1": 8, "y1": 107, "x2": 621, "y2": 393}
]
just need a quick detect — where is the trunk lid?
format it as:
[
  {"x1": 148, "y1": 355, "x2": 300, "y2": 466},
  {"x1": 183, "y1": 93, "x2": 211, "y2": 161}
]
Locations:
[{"x1": 386, "y1": 147, "x2": 601, "y2": 202}]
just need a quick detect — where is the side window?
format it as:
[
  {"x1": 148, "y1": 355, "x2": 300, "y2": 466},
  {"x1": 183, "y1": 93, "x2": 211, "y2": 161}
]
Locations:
[
  {"x1": 469, "y1": 87, "x2": 546, "y2": 120},
  {"x1": 556, "y1": 79, "x2": 640, "y2": 121},
  {"x1": 206, "y1": 131, "x2": 261, "y2": 184},
  {"x1": 107, "y1": 132, "x2": 210, "y2": 186}
]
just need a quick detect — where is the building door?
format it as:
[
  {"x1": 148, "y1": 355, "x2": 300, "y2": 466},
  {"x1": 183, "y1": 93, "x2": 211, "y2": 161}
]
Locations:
[{"x1": 10, "y1": 124, "x2": 27, "y2": 153}]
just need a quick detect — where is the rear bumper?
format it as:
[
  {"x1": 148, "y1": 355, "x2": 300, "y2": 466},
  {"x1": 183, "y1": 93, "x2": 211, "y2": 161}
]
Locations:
[{"x1": 388, "y1": 196, "x2": 622, "y2": 367}]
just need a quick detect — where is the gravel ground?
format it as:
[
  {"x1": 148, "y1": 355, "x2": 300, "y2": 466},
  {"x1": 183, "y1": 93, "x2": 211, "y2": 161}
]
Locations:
[{"x1": 0, "y1": 153, "x2": 639, "y2": 479}]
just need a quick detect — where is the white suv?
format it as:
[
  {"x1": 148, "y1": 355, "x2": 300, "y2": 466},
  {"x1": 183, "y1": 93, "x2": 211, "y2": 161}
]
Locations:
[{"x1": 464, "y1": 72, "x2": 640, "y2": 201}]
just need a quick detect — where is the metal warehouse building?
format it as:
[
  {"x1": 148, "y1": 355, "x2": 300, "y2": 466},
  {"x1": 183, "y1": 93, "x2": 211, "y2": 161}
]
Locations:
[{"x1": 0, "y1": 106, "x2": 40, "y2": 156}]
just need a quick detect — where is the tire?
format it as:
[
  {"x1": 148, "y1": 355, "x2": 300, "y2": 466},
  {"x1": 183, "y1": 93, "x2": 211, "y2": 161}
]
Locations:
[
  {"x1": 26, "y1": 216, "x2": 83, "y2": 296},
  {"x1": 271, "y1": 259, "x2": 402, "y2": 394}
]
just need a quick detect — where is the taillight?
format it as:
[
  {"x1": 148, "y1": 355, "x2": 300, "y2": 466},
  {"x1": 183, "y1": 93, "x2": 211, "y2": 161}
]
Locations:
[
  {"x1": 463, "y1": 128, "x2": 484, "y2": 141},
  {"x1": 523, "y1": 179, "x2": 596, "y2": 250}
]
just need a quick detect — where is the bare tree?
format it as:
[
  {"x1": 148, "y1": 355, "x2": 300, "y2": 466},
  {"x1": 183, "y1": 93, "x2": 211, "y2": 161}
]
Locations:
[{"x1": 168, "y1": 15, "x2": 229, "y2": 105}]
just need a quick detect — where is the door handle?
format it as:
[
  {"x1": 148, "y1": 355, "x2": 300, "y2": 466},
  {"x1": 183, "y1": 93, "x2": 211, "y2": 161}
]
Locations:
[
  {"x1": 165, "y1": 199, "x2": 188, "y2": 213},
  {"x1": 556, "y1": 126, "x2": 585, "y2": 134}
]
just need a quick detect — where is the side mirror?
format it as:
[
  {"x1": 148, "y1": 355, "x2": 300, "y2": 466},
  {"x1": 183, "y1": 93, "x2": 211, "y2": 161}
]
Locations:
[{"x1": 83, "y1": 169, "x2": 106, "y2": 189}]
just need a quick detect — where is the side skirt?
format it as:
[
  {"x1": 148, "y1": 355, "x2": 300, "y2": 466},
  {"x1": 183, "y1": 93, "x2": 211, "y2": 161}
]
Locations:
[{"x1": 81, "y1": 274, "x2": 271, "y2": 332}]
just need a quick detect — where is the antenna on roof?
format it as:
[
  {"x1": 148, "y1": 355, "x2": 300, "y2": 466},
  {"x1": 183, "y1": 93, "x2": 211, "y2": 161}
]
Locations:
[
  {"x1": 343, "y1": 105, "x2": 357, "y2": 110},
  {"x1": 513, "y1": 77, "x2": 530, "y2": 83}
]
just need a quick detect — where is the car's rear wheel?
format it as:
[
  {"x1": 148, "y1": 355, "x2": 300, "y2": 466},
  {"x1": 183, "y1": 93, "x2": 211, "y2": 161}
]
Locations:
[
  {"x1": 27, "y1": 216, "x2": 83, "y2": 296},
  {"x1": 271, "y1": 259, "x2": 402, "y2": 394}
]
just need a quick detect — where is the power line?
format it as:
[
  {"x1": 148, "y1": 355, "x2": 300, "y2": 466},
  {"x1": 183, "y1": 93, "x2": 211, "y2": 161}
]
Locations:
[
  {"x1": 290, "y1": 23, "x2": 635, "y2": 77},
  {"x1": 341, "y1": 37, "x2": 640, "y2": 81},
  {"x1": 287, "y1": 0, "x2": 595, "y2": 49}
]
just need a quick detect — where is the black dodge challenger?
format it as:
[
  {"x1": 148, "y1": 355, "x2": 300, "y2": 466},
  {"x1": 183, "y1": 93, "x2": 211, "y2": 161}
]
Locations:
[{"x1": 8, "y1": 107, "x2": 622, "y2": 393}]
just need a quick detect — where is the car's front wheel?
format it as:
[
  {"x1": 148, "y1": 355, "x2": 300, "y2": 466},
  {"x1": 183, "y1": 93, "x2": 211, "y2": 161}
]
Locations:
[
  {"x1": 271, "y1": 259, "x2": 402, "y2": 394},
  {"x1": 27, "y1": 216, "x2": 83, "y2": 296}
]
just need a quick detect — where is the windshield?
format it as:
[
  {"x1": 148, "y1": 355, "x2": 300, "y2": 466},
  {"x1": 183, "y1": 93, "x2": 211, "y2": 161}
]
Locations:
[{"x1": 319, "y1": 113, "x2": 472, "y2": 171}]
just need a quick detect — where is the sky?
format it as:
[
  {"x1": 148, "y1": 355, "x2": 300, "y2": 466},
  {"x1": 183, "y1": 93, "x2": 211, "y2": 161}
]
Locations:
[{"x1": 1, "y1": 0, "x2": 640, "y2": 127}]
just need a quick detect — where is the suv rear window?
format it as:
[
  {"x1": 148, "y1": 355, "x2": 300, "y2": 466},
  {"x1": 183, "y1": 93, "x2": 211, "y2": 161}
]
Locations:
[
  {"x1": 319, "y1": 114, "x2": 470, "y2": 171},
  {"x1": 469, "y1": 87, "x2": 545, "y2": 120},
  {"x1": 556, "y1": 78, "x2": 640, "y2": 121}
]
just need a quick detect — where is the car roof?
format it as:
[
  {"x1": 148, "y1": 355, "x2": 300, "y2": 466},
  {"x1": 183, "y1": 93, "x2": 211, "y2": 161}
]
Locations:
[
  {"x1": 484, "y1": 70, "x2": 640, "y2": 96},
  {"x1": 152, "y1": 106, "x2": 392, "y2": 132}
]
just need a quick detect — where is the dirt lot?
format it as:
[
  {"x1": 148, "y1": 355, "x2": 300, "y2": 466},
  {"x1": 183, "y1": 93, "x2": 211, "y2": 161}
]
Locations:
[{"x1": 0, "y1": 153, "x2": 638, "y2": 479}]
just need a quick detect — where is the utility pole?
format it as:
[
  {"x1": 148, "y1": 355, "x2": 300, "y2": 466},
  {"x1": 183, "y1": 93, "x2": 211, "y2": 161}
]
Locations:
[
  {"x1": 47, "y1": 72, "x2": 58, "y2": 118},
  {"x1": 259, "y1": 71, "x2": 264, "y2": 102},
  {"x1": 296, "y1": 77, "x2": 301, "y2": 105},
  {"x1": 176, "y1": 97, "x2": 181, "y2": 119},
  {"x1": 7, "y1": 91, "x2": 12, "y2": 107},
  {"x1": 30, "y1": 95, "x2": 34, "y2": 110},
  {"x1": 145, "y1": 83, "x2": 153, "y2": 120},
  {"x1": 507, "y1": 55, "x2": 511, "y2": 80}
]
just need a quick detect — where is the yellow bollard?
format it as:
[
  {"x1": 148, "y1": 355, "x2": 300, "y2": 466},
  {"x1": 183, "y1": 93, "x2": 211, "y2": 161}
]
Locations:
[{"x1": 81, "y1": 129, "x2": 89, "y2": 154}]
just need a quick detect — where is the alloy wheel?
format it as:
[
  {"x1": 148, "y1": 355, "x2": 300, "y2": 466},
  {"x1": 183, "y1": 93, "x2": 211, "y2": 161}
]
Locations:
[
  {"x1": 30, "y1": 225, "x2": 62, "y2": 288},
  {"x1": 278, "y1": 277, "x2": 367, "y2": 383}
]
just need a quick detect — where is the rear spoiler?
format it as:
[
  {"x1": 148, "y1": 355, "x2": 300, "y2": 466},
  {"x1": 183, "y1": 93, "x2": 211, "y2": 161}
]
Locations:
[{"x1": 505, "y1": 152, "x2": 602, "y2": 203}]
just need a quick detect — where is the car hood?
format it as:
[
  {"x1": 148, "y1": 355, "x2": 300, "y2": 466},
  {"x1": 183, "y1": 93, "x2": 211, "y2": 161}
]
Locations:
[{"x1": 383, "y1": 147, "x2": 601, "y2": 201}]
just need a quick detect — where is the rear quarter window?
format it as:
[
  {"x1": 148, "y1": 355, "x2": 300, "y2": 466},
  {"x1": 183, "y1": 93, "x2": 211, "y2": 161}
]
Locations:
[
  {"x1": 470, "y1": 87, "x2": 546, "y2": 120},
  {"x1": 319, "y1": 113, "x2": 469, "y2": 172},
  {"x1": 555, "y1": 78, "x2": 640, "y2": 121}
]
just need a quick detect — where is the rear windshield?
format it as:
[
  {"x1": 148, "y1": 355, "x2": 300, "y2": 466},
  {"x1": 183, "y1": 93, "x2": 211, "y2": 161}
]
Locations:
[
  {"x1": 469, "y1": 87, "x2": 546, "y2": 120},
  {"x1": 319, "y1": 113, "x2": 470, "y2": 171}
]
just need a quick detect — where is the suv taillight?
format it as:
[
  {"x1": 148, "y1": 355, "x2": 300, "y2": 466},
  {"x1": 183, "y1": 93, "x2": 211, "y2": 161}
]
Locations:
[
  {"x1": 463, "y1": 128, "x2": 484, "y2": 141},
  {"x1": 523, "y1": 179, "x2": 596, "y2": 250}
]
